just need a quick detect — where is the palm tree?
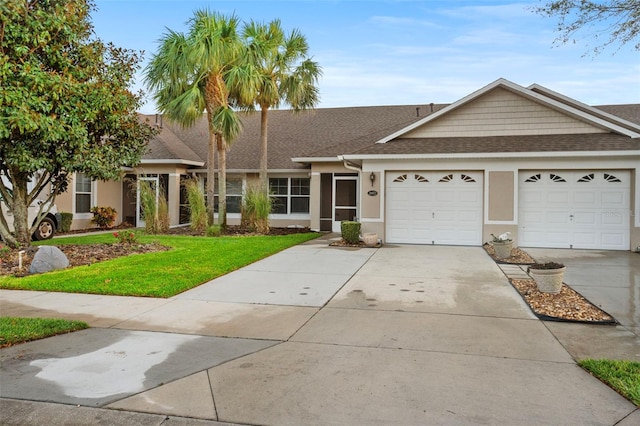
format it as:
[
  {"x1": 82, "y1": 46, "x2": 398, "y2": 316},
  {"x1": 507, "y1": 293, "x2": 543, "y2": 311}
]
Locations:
[
  {"x1": 243, "y1": 20, "x2": 322, "y2": 192},
  {"x1": 145, "y1": 10, "x2": 255, "y2": 228}
]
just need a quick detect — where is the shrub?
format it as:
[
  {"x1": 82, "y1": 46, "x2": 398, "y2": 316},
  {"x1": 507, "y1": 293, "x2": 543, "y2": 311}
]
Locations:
[
  {"x1": 113, "y1": 230, "x2": 138, "y2": 244},
  {"x1": 185, "y1": 179, "x2": 208, "y2": 233},
  {"x1": 341, "y1": 221, "x2": 361, "y2": 244},
  {"x1": 206, "y1": 225, "x2": 221, "y2": 237},
  {"x1": 59, "y1": 212, "x2": 73, "y2": 232},
  {"x1": 90, "y1": 206, "x2": 117, "y2": 229},
  {"x1": 0, "y1": 245, "x2": 10, "y2": 262},
  {"x1": 138, "y1": 180, "x2": 170, "y2": 234},
  {"x1": 242, "y1": 184, "x2": 271, "y2": 234}
]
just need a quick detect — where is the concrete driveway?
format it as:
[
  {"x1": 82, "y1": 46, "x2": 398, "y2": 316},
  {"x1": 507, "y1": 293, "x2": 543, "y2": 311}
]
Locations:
[
  {"x1": 1, "y1": 240, "x2": 638, "y2": 425},
  {"x1": 525, "y1": 248, "x2": 640, "y2": 361}
]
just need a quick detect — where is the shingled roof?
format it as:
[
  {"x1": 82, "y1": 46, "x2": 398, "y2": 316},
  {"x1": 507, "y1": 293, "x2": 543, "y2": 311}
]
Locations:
[{"x1": 141, "y1": 102, "x2": 639, "y2": 168}]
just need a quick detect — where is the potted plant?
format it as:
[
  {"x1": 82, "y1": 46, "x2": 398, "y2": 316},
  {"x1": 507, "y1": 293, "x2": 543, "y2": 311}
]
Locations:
[
  {"x1": 528, "y1": 262, "x2": 566, "y2": 294},
  {"x1": 490, "y1": 232, "x2": 513, "y2": 259}
]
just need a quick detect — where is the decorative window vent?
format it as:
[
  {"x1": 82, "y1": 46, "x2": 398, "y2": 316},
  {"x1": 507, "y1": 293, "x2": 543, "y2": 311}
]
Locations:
[
  {"x1": 461, "y1": 174, "x2": 476, "y2": 183},
  {"x1": 414, "y1": 174, "x2": 429, "y2": 183},
  {"x1": 550, "y1": 174, "x2": 566, "y2": 183},
  {"x1": 393, "y1": 174, "x2": 408, "y2": 183},
  {"x1": 524, "y1": 174, "x2": 541, "y2": 183},
  {"x1": 577, "y1": 173, "x2": 594, "y2": 182},
  {"x1": 438, "y1": 174, "x2": 453, "y2": 183},
  {"x1": 604, "y1": 173, "x2": 621, "y2": 183}
]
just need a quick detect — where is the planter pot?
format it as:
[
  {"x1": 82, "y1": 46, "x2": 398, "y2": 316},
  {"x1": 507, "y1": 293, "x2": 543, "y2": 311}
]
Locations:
[
  {"x1": 492, "y1": 241, "x2": 513, "y2": 259},
  {"x1": 529, "y1": 267, "x2": 566, "y2": 294},
  {"x1": 363, "y1": 233, "x2": 378, "y2": 247}
]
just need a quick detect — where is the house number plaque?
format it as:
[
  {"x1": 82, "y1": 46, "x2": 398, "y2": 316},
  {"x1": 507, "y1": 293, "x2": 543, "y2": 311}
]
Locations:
[{"x1": 367, "y1": 190, "x2": 378, "y2": 196}]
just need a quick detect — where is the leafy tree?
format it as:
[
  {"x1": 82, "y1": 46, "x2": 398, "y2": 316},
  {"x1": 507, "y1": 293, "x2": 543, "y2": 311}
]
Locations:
[
  {"x1": 534, "y1": 0, "x2": 640, "y2": 54},
  {"x1": 0, "y1": 0, "x2": 156, "y2": 247},
  {"x1": 145, "y1": 10, "x2": 258, "y2": 229},
  {"x1": 243, "y1": 20, "x2": 322, "y2": 193}
]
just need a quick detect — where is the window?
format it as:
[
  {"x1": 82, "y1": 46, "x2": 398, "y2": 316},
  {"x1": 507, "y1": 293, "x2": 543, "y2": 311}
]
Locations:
[
  {"x1": 214, "y1": 177, "x2": 243, "y2": 214},
  {"x1": 75, "y1": 173, "x2": 93, "y2": 213},
  {"x1": 269, "y1": 177, "x2": 310, "y2": 215}
]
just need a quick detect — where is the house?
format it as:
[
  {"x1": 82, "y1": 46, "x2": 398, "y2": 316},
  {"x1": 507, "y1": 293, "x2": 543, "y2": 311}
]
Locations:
[{"x1": 54, "y1": 78, "x2": 640, "y2": 251}]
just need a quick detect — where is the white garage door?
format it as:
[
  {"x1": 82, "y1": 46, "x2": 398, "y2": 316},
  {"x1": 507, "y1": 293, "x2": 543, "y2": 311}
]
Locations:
[
  {"x1": 518, "y1": 171, "x2": 630, "y2": 250},
  {"x1": 386, "y1": 171, "x2": 483, "y2": 245}
]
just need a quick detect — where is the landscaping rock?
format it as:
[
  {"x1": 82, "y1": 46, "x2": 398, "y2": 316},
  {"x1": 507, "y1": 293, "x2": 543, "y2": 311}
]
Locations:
[{"x1": 29, "y1": 246, "x2": 70, "y2": 274}]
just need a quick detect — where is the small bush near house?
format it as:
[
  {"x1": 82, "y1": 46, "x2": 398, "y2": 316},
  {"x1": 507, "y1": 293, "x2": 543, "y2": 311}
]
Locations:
[
  {"x1": 139, "y1": 180, "x2": 170, "y2": 234},
  {"x1": 341, "y1": 221, "x2": 361, "y2": 244},
  {"x1": 185, "y1": 179, "x2": 208, "y2": 233},
  {"x1": 206, "y1": 224, "x2": 221, "y2": 237},
  {"x1": 157, "y1": 191, "x2": 170, "y2": 233},
  {"x1": 113, "y1": 230, "x2": 139, "y2": 244},
  {"x1": 59, "y1": 212, "x2": 73, "y2": 232},
  {"x1": 0, "y1": 245, "x2": 10, "y2": 262},
  {"x1": 90, "y1": 206, "x2": 117, "y2": 229},
  {"x1": 242, "y1": 184, "x2": 271, "y2": 234}
]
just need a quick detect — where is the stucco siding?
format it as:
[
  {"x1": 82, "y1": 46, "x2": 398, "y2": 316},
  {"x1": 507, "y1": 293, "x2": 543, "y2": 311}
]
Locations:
[
  {"x1": 488, "y1": 171, "x2": 514, "y2": 221},
  {"x1": 404, "y1": 88, "x2": 608, "y2": 138}
]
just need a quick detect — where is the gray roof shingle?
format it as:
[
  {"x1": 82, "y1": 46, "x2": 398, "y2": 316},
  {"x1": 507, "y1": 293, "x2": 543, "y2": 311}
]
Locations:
[{"x1": 141, "y1": 103, "x2": 639, "y2": 168}]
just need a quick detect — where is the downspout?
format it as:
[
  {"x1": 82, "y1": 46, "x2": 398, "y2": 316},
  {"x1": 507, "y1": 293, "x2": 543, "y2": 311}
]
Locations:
[{"x1": 338, "y1": 156, "x2": 362, "y2": 173}]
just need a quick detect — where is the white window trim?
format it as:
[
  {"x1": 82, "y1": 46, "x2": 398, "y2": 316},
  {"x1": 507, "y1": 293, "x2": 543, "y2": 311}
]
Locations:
[
  {"x1": 72, "y1": 173, "x2": 97, "y2": 219},
  {"x1": 269, "y1": 176, "x2": 311, "y2": 217}
]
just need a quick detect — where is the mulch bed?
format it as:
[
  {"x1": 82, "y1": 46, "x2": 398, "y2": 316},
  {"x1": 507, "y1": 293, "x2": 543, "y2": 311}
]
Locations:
[
  {"x1": 483, "y1": 243, "x2": 615, "y2": 324},
  {"x1": 0, "y1": 243, "x2": 169, "y2": 277}
]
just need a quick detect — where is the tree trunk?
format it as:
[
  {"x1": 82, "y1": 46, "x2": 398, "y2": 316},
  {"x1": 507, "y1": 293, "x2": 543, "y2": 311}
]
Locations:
[
  {"x1": 206, "y1": 124, "x2": 216, "y2": 226},
  {"x1": 259, "y1": 107, "x2": 270, "y2": 193},
  {"x1": 10, "y1": 173, "x2": 31, "y2": 247},
  {"x1": 216, "y1": 133, "x2": 227, "y2": 230}
]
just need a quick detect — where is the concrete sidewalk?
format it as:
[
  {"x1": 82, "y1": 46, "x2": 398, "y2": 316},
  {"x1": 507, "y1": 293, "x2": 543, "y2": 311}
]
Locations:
[{"x1": 1, "y1": 239, "x2": 638, "y2": 425}]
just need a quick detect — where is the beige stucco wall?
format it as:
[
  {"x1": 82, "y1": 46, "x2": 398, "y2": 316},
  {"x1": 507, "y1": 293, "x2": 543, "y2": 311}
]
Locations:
[
  {"x1": 361, "y1": 171, "x2": 381, "y2": 219},
  {"x1": 488, "y1": 171, "x2": 514, "y2": 221}
]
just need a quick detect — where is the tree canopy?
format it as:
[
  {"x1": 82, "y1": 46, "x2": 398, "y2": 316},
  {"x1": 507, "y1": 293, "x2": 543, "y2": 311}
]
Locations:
[
  {"x1": 145, "y1": 10, "x2": 260, "y2": 228},
  {"x1": 0, "y1": 0, "x2": 157, "y2": 247},
  {"x1": 534, "y1": 0, "x2": 640, "y2": 54}
]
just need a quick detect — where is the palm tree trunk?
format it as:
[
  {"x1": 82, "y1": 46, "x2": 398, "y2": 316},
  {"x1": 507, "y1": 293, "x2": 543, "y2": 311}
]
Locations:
[
  {"x1": 216, "y1": 133, "x2": 227, "y2": 230},
  {"x1": 206, "y1": 127, "x2": 216, "y2": 226},
  {"x1": 259, "y1": 107, "x2": 269, "y2": 193}
]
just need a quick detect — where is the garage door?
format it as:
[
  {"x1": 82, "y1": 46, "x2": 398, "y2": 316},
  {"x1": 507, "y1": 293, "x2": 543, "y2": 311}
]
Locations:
[
  {"x1": 386, "y1": 171, "x2": 483, "y2": 245},
  {"x1": 518, "y1": 171, "x2": 630, "y2": 250}
]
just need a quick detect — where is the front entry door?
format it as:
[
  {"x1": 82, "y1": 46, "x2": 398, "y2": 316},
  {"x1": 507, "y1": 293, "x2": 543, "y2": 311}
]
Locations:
[{"x1": 332, "y1": 176, "x2": 358, "y2": 232}]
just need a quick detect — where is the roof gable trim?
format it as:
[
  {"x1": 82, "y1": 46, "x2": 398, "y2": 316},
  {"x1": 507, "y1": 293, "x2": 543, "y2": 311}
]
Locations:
[{"x1": 376, "y1": 78, "x2": 640, "y2": 143}]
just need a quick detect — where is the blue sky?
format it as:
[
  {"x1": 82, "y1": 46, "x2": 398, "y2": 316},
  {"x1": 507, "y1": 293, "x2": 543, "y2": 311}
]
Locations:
[{"x1": 92, "y1": 0, "x2": 639, "y2": 113}]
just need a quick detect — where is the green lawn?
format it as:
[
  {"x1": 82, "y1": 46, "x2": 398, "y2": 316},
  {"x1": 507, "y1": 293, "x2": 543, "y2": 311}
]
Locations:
[
  {"x1": 0, "y1": 233, "x2": 319, "y2": 297},
  {"x1": 0, "y1": 317, "x2": 88, "y2": 348},
  {"x1": 579, "y1": 359, "x2": 640, "y2": 406}
]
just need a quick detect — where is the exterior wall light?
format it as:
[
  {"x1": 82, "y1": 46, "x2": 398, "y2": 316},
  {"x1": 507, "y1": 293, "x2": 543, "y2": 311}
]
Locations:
[{"x1": 370, "y1": 172, "x2": 376, "y2": 187}]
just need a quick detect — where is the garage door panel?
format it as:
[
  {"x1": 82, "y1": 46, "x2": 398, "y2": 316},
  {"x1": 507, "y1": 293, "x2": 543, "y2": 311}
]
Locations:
[
  {"x1": 435, "y1": 191, "x2": 455, "y2": 203},
  {"x1": 574, "y1": 191, "x2": 596, "y2": 205},
  {"x1": 601, "y1": 212, "x2": 626, "y2": 226},
  {"x1": 386, "y1": 171, "x2": 482, "y2": 245},
  {"x1": 547, "y1": 191, "x2": 571, "y2": 205},
  {"x1": 519, "y1": 171, "x2": 630, "y2": 250},
  {"x1": 601, "y1": 191, "x2": 626, "y2": 206},
  {"x1": 546, "y1": 211, "x2": 570, "y2": 224},
  {"x1": 572, "y1": 212, "x2": 597, "y2": 226}
]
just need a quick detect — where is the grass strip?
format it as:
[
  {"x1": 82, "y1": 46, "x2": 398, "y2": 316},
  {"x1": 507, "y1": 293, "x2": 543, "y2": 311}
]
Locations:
[
  {"x1": 578, "y1": 359, "x2": 640, "y2": 406},
  {"x1": 0, "y1": 317, "x2": 88, "y2": 348},
  {"x1": 0, "y1": 233, "x2": 319, "y2": 297}
]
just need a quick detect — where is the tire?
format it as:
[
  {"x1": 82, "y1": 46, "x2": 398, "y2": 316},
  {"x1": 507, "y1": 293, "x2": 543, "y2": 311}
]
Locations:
[{"x1": 33, "y1": 217, "x2": 56, "y2": 241}]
